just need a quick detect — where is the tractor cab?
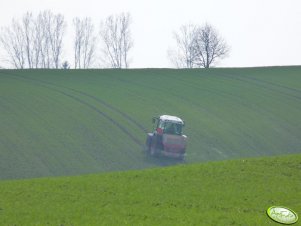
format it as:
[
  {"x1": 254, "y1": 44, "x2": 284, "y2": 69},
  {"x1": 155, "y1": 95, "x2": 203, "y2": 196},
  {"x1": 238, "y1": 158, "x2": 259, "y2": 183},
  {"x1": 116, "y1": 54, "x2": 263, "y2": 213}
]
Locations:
[
  {"x1": 153, "y1": 115, "x2": 184, "y2": 136},
  {"x1": 146, "y1": 115, "x2": 187, "y2": 159}
]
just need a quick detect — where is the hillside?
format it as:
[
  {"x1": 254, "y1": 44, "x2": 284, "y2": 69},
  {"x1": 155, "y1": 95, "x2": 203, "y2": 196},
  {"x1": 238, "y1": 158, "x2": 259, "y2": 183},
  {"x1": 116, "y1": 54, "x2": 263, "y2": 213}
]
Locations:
[
  {"x1": 0, "y1": 67, "x2": 301, "y2": 179},
  {"x1": 0, "y1": 154, "x2": 300, "y2": 225}
]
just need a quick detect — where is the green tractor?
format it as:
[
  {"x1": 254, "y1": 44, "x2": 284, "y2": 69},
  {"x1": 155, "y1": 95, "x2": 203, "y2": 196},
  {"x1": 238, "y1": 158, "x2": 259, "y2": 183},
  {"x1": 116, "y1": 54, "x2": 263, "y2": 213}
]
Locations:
[{"x1": 146, "y1": 115, "x2": 187, "y2": 160}]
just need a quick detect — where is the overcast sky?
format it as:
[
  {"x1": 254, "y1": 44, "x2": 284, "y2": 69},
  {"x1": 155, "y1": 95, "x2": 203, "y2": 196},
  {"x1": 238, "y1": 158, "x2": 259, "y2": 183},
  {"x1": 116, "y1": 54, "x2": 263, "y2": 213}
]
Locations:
[{"x1": 0, "y1": 0, "x2": 300, "y2": 68}]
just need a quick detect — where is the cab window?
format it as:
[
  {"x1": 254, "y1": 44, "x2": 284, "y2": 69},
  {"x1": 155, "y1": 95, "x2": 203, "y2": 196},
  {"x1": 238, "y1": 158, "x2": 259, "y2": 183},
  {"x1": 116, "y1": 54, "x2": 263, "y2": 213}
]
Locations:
[{"x1": 163, "y1": 121, "x2": 182, "y2": 135}]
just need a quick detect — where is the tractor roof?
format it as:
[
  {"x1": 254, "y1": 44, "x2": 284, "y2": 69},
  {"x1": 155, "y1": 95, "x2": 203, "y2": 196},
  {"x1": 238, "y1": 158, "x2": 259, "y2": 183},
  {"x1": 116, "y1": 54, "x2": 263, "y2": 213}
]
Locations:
[{"x1": 159, "y1": 115, "x2": 184, "y2": 124}]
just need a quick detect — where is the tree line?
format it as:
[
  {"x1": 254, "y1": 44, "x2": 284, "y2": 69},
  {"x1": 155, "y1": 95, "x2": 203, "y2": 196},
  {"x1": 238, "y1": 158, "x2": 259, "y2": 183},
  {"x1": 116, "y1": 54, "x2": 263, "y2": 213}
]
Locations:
[{"x1": 0, "y1": 10, "x2": 229, "y2": 69}]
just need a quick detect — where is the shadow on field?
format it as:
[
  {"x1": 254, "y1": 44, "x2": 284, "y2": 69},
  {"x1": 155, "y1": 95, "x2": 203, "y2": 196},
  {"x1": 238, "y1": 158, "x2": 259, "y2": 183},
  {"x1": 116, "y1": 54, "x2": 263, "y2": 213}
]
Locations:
[{"x1": 142, "y1": 151, "x2": 186, "y2": 167}]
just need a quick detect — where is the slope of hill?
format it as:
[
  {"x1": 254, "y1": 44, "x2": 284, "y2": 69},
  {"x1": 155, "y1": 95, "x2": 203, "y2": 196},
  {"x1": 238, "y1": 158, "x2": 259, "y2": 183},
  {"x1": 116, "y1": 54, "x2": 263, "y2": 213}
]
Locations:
[
  {"x1": 0, "y1": 67, "x2": 301, "y2": 179},
  {"x1": 0, "y1": 154, "x2": 300, "y2": 225}
]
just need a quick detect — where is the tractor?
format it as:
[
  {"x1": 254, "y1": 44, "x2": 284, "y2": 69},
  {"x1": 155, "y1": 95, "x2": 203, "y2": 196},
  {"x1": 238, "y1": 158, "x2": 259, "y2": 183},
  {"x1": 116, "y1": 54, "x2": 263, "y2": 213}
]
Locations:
[{"x1": 145, "y1": 115, "x2": 187, "y2": 160}]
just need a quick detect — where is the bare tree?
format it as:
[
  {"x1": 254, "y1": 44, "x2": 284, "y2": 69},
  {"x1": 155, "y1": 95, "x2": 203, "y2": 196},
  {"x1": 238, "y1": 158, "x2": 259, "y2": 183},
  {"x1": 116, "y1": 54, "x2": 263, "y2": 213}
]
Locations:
[
  {"x1": 193, "y1": 24, "x2": 229, "y2": 68},
  {"x1": 99, "y1": 12, "x2": 133, "y2": 68},
  {"x1": 73, "y1": 18, "x2": 82, "y2": 69},
  {"x1": 41, "y1": 11, "x2": 66, "y2": 69},
  {"x1": 0, "y1": 19, "x2": 26, "y2": 69},
  {"x1": 32, "y1": 13, "x2": 43, "y2": 68},
  {"x1": 22, "y1": 12, "x2": 35, "y2": 68},
  {"x1": 169, "y1": 23, "x2": 229, "y2": 68},
  {"x1": 51, "y1": 13, "x2": 66, "y2": 69},
  {"x1": 0, "y1": 10, "x2": 66, "y2": 69},
  {"x1": 73, "y1": 17, "x2": 96, "y2": 69},
  {"x1": 168, "y1": 24, "x2": 198, "y2": 68},
  {"x1": 39, "y1": 11, "x2": 52, "y2": 68}
]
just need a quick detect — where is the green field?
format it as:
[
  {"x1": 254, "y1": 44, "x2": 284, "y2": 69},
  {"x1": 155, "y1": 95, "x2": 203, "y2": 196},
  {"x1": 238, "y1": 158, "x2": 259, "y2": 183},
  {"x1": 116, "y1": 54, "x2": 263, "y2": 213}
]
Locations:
[
  {"x1": 1, "y1": 67, "x2": 301, "y2": 180},
  {"x1": 0, "y1": 154, "x2": 300, "y2": 225}
]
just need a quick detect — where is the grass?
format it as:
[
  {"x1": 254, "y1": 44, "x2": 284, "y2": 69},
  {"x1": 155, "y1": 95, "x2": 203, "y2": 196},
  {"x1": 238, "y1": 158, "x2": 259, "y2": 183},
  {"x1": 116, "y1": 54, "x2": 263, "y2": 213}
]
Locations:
[
  {"x1": 0, "y1": 67, "x2": 301, "y2": 179},
  {"x1": 0, "y1": 153, "x2": 300, "y2": 225}
]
